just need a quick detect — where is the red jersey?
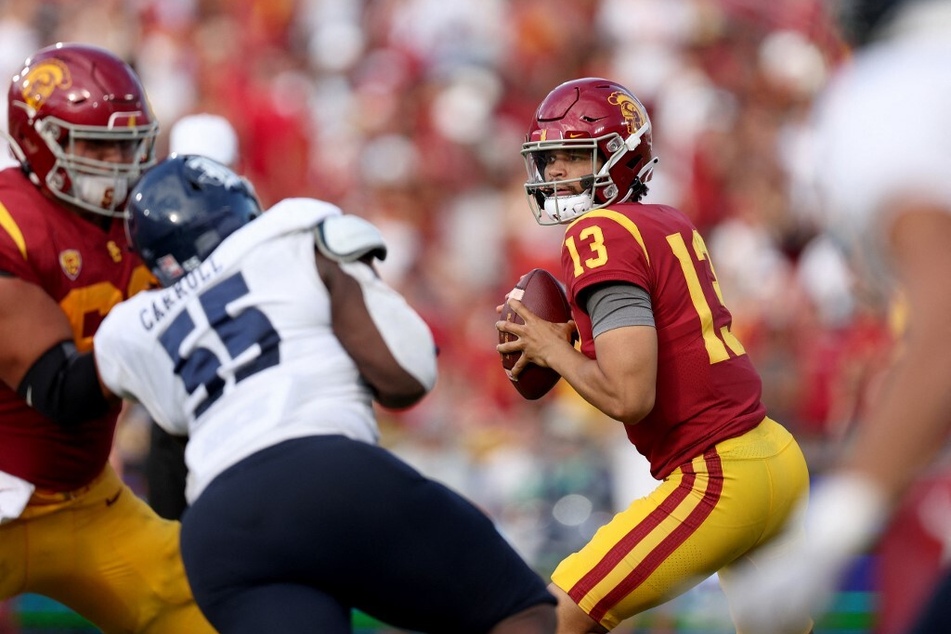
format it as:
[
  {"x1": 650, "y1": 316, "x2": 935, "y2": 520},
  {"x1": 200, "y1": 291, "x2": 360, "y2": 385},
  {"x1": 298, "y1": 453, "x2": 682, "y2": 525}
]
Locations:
[
  {"x1": 561, "y1": 203, "x2": 766, "y2": 479},
  {"x1": 0, "y1": 168, "x2": 153, "y2": 491}
]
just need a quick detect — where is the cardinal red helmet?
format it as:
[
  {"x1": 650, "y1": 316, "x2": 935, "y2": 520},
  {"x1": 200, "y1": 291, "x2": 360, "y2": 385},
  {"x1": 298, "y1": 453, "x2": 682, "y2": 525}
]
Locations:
[
  {"x1": 6, "y1": 43, "x2": 158, "y2": 217},
  {"x1": 522, "y1": 77, "x2": 658, "y2": 225}
]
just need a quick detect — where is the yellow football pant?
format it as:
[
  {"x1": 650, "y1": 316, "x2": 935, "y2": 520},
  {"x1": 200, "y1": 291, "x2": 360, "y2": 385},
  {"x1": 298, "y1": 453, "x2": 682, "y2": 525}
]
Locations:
[
  {"x1": 552, "y1": 417, "x2": 812, "y2": 633},
  {"x1": 0, "y1": 465, "x2": 215, "y2": 633}
]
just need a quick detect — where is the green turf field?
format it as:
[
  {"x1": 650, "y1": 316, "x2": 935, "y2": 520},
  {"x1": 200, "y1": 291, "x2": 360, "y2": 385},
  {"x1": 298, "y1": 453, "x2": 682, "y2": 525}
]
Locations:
[{"x1": 7, "y1": 586, "x2": 877, "y2": 634}]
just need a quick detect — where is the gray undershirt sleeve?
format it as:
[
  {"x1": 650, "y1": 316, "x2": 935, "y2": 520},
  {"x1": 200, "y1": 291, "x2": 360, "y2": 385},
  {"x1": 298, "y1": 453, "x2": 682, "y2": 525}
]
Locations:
[{"x1": 585, "y1": 283, "x2": 654, "y2": 338}]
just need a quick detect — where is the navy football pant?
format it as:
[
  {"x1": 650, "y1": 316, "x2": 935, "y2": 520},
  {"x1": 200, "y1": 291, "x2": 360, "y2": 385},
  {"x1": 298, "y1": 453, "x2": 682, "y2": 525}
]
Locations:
[
  {"x1": 910, "y1": 565, "x2": 951, "y2": 634},
  {"x1": 180, "y1": 435, "x2": 555, "y2": 633}
]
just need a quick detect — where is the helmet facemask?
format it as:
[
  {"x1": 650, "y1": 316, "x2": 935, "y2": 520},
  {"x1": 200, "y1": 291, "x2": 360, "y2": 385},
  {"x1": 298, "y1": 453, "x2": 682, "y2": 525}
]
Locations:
[
  {"x1": 522, "y1": 121, "x2": 656, "y2": 225},
  {"x1": 36, "y1": 113, "x2": 158, "y2": 218},
  {"x1": 523, "y1": 139, "x2": 608, "y2": 225}
]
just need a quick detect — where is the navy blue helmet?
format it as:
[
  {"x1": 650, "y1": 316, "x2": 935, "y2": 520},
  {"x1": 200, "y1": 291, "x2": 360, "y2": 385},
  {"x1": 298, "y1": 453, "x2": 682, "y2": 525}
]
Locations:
[{"x1": 125, "y1": 154, "x2": 261, "y2": 287}]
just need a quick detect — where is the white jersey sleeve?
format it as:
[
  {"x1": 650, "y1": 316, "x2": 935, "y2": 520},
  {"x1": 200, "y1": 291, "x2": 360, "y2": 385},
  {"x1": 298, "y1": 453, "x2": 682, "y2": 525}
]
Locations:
[
  {"x1": 95, "y1": 198, "x2": 385, "y2": 502},
  {"x1": 813, "y1": 18, "x2": 951, "y2": 280},
  {"x1": 95, "y1": 300, "x2": 189, "y2": 436}
]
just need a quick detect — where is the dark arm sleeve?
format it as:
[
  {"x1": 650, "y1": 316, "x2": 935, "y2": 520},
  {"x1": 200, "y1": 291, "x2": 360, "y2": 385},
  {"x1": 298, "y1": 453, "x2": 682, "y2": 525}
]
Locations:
[{"x1": 17, "y1": 341, "x2": 110, "y2": 425}]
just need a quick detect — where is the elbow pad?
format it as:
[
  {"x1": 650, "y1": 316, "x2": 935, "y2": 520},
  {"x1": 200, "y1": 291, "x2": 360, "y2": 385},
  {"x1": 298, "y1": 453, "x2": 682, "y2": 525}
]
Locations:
[
  {"x1": 315, "y1": 215, "x2": 387, "y2": 263},
  {"x1": 339, "y1": 261, "x2": 437, "y2": 392},
  {"x1": 17, "y1": 341, "x2": 110, "y2": 425}
]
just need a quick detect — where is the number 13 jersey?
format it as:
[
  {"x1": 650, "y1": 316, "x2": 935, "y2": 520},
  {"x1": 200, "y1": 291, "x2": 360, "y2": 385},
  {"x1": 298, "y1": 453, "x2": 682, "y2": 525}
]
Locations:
[{"x1": 560, "y1": 203, "x2": 766, "y2": 479}]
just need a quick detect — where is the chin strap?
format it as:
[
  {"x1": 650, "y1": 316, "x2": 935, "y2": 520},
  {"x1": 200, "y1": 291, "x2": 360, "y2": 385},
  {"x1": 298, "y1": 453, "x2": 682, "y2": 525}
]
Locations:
[{"x1": 543, "y1": 192, "x2": 593, "y2": 223}]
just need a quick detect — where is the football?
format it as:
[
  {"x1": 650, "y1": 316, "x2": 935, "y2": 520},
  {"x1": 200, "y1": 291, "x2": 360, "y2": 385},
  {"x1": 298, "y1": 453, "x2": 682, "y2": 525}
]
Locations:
[{"x1": 499, "y1": 268, "x2": 572, "y2": 400}]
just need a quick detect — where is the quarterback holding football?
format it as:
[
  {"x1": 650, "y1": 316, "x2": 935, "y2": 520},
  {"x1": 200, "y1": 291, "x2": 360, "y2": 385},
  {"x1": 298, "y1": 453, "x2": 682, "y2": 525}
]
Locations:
[{"x1": 497, "y1": 77, "x2": 812, "y2": 634}]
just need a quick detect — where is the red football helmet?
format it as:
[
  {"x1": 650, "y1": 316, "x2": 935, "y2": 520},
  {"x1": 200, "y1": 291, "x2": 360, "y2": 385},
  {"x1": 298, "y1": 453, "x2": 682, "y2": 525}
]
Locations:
[
  {"x1": 522, "y1": 77, "x2": 658, "y2": 225},
  {"x1": 5, "y1": 43, "x2": 158, "y2": 217}
]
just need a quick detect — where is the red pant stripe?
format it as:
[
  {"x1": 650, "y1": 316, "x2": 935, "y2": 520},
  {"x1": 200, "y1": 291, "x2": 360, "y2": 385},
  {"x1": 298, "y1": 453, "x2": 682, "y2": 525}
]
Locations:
[{"x1": 570, "y1": 449, "x2": 724, "y2": 623}]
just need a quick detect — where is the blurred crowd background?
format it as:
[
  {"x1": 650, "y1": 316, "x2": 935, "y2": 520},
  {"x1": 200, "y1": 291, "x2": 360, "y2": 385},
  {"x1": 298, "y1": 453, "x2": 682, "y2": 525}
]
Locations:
[{"x1": 0, "y1": 0, "x2": 936, "y2": 632}]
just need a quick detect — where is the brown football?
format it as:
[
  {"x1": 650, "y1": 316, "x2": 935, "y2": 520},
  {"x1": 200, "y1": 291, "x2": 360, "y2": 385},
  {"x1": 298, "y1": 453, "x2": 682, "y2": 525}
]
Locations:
[{"x1": 499, "y1": 268, "x2": 572, "y2": 400}]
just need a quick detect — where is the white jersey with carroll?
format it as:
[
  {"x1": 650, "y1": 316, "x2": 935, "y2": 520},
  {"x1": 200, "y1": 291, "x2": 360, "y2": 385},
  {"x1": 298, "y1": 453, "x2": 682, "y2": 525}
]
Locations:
[{"x1": 95, "y1": 198, "x2": 378, "y2": 502}]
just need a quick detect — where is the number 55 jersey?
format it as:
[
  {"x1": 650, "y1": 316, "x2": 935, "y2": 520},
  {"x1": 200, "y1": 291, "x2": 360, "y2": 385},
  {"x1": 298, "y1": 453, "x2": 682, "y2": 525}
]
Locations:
[
  {"x1": 95, "y1": 199, "x2": 381, "y2": 502},
  {"x1": 560, "y1": 202, "x2": 766, "y2": 480}
]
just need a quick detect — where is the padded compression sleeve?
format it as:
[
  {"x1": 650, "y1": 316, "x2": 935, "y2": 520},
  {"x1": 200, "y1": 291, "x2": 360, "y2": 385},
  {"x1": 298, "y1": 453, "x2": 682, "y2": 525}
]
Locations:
[
  {"x1": 338, "y1": 260, "x2": 437, "y2": 391},
  {"x1": 17, "y1": 340, "x2": 110, "y2": 425},
  {"x1": 315, "y1": 215, "x2": 388, "y2": 263}
]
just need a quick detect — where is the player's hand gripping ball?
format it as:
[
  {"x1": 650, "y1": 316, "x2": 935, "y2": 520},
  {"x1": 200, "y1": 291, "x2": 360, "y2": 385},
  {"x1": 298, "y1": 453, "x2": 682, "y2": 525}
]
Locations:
[{"x1": 499, "y1": 268, "x2": 573, "y2": 400}]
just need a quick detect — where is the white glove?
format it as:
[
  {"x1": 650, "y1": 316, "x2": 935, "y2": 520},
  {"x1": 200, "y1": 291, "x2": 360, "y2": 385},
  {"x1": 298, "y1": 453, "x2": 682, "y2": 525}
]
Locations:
[{"x1": 727, "y1": 473, "x2": 888, "y2": 634}]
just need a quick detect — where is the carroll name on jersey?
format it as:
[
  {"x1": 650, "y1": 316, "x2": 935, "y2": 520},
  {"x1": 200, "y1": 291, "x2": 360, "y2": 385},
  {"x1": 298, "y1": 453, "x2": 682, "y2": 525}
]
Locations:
[{"x1": 139, "y1": 255, "x2": 225, "y2": 331}]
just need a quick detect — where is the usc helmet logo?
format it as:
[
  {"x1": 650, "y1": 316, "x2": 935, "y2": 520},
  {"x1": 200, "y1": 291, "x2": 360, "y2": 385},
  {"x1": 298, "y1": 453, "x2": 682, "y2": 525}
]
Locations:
[
  {"x1": 608, "y1": 91, "x2": 646, "y2": 136},
  {"x1": 20, "y1": 60, "x2": 72, "y2": 111}
]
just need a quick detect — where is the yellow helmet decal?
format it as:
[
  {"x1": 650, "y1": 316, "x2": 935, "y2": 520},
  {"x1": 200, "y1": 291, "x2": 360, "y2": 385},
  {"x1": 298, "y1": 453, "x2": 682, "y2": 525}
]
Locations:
[
  {"x1": 607, "y1": 91, "x2": 645, "y2": 136},
  {"x1": 21, "y1": 60, "x2": 72, "y2": 111}
]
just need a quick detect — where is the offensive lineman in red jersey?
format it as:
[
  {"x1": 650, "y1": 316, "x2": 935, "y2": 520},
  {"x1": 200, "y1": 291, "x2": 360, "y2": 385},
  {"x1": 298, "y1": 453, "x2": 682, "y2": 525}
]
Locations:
[
  {"x1": 0, "y1": 43, "x2": 215, "y2": 633},
  {"x1": 496, "y1": 77, "x2": 812, "y2": 633}
]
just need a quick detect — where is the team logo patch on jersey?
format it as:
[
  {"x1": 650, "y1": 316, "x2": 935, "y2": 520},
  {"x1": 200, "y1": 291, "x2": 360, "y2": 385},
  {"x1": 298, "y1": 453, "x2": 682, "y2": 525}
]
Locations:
[
  {"x1": 21, "y1": 60, "x2": 72, "y2": 110},
  {"x1": 59, "y1": 249, "x2": 82, "y2": 280}
]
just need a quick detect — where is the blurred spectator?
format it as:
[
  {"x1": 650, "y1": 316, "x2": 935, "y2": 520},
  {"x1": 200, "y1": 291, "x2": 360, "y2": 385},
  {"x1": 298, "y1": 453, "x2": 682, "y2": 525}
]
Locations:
[{"x1": 169, "y1": 112, "x2": 240, "y2": 166}]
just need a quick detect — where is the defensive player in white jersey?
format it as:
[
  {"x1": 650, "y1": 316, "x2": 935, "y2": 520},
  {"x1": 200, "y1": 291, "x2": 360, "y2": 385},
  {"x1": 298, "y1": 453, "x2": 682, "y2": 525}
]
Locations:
[
  {"x1": 93, "y1": 154, "x2": 557, "y2": 634},
  {"x1": 730, "y1": 0, "x2": 951, "y2": 631}
]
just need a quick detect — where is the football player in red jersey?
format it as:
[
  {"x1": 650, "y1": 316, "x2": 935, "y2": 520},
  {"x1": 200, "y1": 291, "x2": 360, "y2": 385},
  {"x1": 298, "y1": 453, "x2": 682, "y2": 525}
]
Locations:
[
  {"x1": 496, "y1": 77, "x2": 812, "y2": 634},
  {"x1": 0, "y1": 43, "x2": 215, "y2": 633}
]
